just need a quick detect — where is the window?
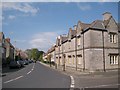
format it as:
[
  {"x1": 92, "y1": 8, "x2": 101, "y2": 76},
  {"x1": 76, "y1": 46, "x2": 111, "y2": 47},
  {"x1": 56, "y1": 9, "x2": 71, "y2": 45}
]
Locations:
[
  {"x1": 110, "y1": 33, "x2": 117, "y2": 43},
  {"x1": 77, "y1": 37, "x2": 80, "y2": 46},
  {"x1": 77, "y1": 54, "x2": 82, "y2": 64},
  {"x1": 110, "y1": 55, "x2": 118, "y2": 65},
  {"x1": 69, "y1": 42, "x2": 71, "y2": 49},
  {"x1": 68, "y1": 55, "x2": 71, "y2": 64}
]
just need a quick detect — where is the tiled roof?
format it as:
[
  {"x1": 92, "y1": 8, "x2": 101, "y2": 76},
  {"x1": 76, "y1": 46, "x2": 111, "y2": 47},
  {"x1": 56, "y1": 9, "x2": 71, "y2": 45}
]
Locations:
[
  {"x1": 71, "y1": 30, "x2": 76, "y2": 37},
  {"x1": 90, "y1": 20, "x2": 105, "y2": 29},
  {"x1": 102, "y1": 12, "x2": 111, "y2": 15},
  {"x1": 68, "y1": 28, "x2": 76, "y2": 39},
  {"x1": 103, "y1": 16, "x2": 112, "y2": 28},
  {"x1": 81, "y1": 22, "x2": 91, "y2": 30},
  {"x1": 5, "y1": 38, "x2": 15, "y2": 49},
  {"x1": 77, "y1": 21, "x2": 90, "y2": 30},
  {"x1": 5, "y1": 38, "x2": 10, "y2": 43},
  {"x1": 62, "y1": 36, "x2": 68, "y2": 43}
]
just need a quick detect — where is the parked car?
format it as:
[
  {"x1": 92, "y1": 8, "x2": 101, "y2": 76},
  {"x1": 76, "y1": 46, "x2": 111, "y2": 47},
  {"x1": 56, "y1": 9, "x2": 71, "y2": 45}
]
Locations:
[
  {"x1": 9, "y1": 60, "x2": 21, "y2": 69},
  {"x1": 24, "y1": 60, "x2": 29, "y2": 65},
  {"x1": 28, "y1": 60, "x2": 33, "y2": 63},
  {"x1": 18, "y1": 60, "x2": 25, "y2": 67}
]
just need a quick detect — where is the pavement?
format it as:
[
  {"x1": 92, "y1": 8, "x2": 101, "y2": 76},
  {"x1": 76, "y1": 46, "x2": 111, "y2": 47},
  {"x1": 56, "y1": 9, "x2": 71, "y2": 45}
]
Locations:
[
  {"x1": 2, "y1": 62, "x2": 71, "y2": 88},
  {"x1": 2, "y1": 61, "x2": 119, "y2": 89},
  {"x1": 39, "y1": 61, "x2": 119, "y2": 89}
]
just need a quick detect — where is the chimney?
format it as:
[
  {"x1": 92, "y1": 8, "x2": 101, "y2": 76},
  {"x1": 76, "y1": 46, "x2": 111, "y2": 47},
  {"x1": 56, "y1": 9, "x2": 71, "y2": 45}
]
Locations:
[
  {"x1": 6, "y1": 38, "x2": 10, "y2": 43},
  {"x1": 69, "y1": 28, "x2": 72, "y2": 31},
  {"x1": 102, "y1": 12, "x2": 112, "y2": 21},
  {"x1": 73, "y1": 25, "x2": 77, "y2": 30}
]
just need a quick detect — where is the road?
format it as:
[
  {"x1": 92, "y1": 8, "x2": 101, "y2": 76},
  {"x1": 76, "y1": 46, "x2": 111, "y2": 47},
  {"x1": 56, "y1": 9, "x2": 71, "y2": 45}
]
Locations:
[
  {"x1": 2, "y1": 62, "x2": 119, "y2": 89},
  {"x1": 2, "y1": 62, "x2": 71, "y2": 88}
]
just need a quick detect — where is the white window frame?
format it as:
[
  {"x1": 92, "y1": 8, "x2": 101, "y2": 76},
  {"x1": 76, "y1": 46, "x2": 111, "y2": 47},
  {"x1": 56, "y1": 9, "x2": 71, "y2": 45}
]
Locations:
[
  {"x1": 110, "y1": 33, "x2": 117, "y2": 43},
  {"x1": 110, "y1": 55, "x2": 118, "y2": 65},
  {"x1": 77, "y1": 37, "x2": 80, "y2": 46}
]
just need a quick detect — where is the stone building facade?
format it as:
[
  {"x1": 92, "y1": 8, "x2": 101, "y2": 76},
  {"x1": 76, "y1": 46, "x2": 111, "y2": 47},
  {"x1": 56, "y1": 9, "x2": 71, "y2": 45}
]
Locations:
[
  {"x1": 5, "y1": 38, "x2": 15, "y2": 63},
  {"x1": 47, "y1": 12, "x2": 119, "y2": 72},
  {"x1": 0, "y1": 32, "x2": 6, "y2": 66}
]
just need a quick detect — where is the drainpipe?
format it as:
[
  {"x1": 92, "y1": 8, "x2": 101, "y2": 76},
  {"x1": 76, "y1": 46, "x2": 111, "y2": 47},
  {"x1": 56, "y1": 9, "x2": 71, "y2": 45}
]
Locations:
[
  {"x1": 83, "y1": 33, "x2": 85, "y2": 71},
  {"x1": 62, "y1": 42, "x2": 65, "y2": 71},
  {"x1": 75, "y1": 36, "x2": 77, "y2": 71},
  {"x1": 58, "y1": 45, "x2": 60, "y2": 66},
  {"x1": 55, "y1": 47, "x2": 57, "y2": 69},
  {"x1": 102, "y1": 31, "x2": 106, "y2": 72}
]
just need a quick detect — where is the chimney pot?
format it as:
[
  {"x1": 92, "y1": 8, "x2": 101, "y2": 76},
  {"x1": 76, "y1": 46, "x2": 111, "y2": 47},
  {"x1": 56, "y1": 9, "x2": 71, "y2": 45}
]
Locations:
[{"x1": 102, "y1": 12, "x2": 112, "y2": 21}]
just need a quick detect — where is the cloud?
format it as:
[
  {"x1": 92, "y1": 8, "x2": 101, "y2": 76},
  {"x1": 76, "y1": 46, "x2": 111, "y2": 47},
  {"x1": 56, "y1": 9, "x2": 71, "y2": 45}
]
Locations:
[
  {"x1": 15, "y1": 39, "x2": 26, "y2": 43},
  {"x1": 29, "y1": 32, "x2": 58, "y2": 51},
  {"x1": 77, "y1": 4, "x2": 91, "y2": 11},
  {"x1": 100, "y1": 0, "x2": 110, "y2": 2},
  {"x1": 2, "y1": 0, "x2": 119, "y2": 2},
  {"x1": 2, "y1": 2, "x2": 39, "y2": 15},
  {"x1": 8, "y1": 15, "x2": 16, "y2": 19}
]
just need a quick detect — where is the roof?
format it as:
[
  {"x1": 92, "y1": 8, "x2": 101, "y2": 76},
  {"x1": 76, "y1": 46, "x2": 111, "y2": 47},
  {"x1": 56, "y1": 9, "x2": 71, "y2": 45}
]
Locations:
[
  {"x1": 5, "y1": 38, "x2": 15, "y2": 49},
  {"x1": 90, "y1": 20, "x2": 105, "y2": 29},
  {"x1": 47, "y1": 45, "x2": 55, "y2": 54},
  {"x1": 81, "y1": 22, "x2": 91, "y2": 30},
  {"x1": 103, "y1": 16, "x2": 112, "y2": 28},
  {"x1": 77, "y1": 21, "x2": 90, "y2": 30},
  {"x1": 81, "y1": 20, "x2": 109, "y2": 34},
  {"x1": 71, "y1": 30, "x2": 76, "y2": 37},
  {"x1": 61, "y1": 36, "x2": 68, "y2": 43},
  {"x1": 102, "y1": 12, "x2": 111, "y2": 15},
  {"x1": 68, "y1": 28, "x2": 76, "y2": 39}
]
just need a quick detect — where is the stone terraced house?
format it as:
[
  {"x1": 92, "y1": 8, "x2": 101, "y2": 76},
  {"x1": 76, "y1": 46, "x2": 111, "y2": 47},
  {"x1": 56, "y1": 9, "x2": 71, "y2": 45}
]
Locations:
[
  {"x1": 47, "y1": 12, "x2": 119, "y2": 72},
  {"x1": 0, "y1": 32, "x2": 6, "y2": 66}
]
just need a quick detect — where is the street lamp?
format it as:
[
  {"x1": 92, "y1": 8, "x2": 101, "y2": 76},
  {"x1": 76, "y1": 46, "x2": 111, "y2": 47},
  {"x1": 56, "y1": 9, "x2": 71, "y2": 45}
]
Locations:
[
  {"x1": 62, "y1": 44, "x2": 66, "y2": 71},
  {"x1": 63, "y1": 53, "x2": 66, "y2": 71}
]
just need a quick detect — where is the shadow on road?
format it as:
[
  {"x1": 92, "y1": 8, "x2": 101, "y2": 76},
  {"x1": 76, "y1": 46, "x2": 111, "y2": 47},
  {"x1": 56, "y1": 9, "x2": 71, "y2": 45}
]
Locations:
[{"x1": 2, "y1": 66, "x2": 26, "y2": 76}]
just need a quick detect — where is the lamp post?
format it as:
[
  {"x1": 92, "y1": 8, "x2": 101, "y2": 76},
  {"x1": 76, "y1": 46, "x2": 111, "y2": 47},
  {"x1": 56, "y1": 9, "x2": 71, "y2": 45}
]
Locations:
[
  {"x1": 63, "y1": 53, "x2": 66, "y2": 71},
  {"x1": 49, "y1": 54, "x2": 52, "y2": 67},
  {"x1": 62, "y1": 44, "x2": 66, "y2": 71}
]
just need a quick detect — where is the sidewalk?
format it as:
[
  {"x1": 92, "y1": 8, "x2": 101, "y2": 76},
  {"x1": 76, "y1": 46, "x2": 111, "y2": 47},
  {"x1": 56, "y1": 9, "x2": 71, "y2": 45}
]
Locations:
[
  {"x1": 39, "y1": 61, "x2": 119, "y2": 88},
  {"x1": 39, "y1": 61, "x2": 118, "y2": 77},
  {"x1": 39, "y1": 61, "x2": 90, "y2": 76}
]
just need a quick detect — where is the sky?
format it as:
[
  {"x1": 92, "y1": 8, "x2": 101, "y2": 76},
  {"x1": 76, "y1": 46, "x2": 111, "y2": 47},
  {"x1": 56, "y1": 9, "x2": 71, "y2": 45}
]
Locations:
[{"x1": 1, "y1": 1, "x2": 119, "y2": 52}]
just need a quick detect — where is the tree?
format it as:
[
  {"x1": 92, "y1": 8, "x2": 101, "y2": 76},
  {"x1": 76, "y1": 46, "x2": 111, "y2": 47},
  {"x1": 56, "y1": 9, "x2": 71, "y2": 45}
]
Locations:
[
  {"x1": 25, "y1": 48, "x2": 44, "y2": 61},
  {"x1": 25, "y1": 49, "x2": 32, "y2": 60},
  {"x1": 38, "y1": 51, "x2": 44, "y2": 61},
  {"x1": 31, "y1": 48, "x2": 39, "y2": 60}
]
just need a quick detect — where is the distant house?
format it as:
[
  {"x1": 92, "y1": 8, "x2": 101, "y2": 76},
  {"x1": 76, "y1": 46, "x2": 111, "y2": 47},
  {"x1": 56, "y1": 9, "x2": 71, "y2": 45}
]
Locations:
[
  {"x1": 5, "y1": 38, "x2": 15, "y2": 63},
  {"x1": 43, "y1": 53, "x2": 47, "y2": 62},
  {"x1": 55, "y1": 34, "x2": 68, "y2": 66},
  {"x1": 45, "y1": 45, "x2": 56, "y2": 65},
  {"x1": 0, "y1": 32, "x2": 6, "y2": 66},
  {"x1": 53, "y1": 12, "x2": 119, "y2": 72},
  {"x1": 15, "y1": 49, "x2": 28, "y2": 60}
]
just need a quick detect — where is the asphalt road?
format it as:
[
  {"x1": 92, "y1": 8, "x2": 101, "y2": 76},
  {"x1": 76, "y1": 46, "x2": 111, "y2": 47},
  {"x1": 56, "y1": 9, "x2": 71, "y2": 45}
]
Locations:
[{"x1": 2, "y1": 62, "x2": 71, "y2": 88}]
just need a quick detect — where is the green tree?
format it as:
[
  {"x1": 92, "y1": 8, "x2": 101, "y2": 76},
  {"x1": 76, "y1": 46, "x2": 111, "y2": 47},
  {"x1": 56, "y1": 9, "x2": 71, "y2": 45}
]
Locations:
[
  {"x1": 25, "y1": 48, "x2": 44, "y2": 61},
  {"x1": 25, "y1": 49, "x2": 32, "y2": 60},
  {"x1": 38, "y1": 51, "x2": 44, "y2": 61},
  {"x1": 31, "y1": 48, "x2": 39, "y2": 60}
]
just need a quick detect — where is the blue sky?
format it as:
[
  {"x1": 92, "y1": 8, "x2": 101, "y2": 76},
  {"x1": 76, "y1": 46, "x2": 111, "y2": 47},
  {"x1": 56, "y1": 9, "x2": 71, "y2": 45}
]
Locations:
[{"x1": 2, "y1": 2, "x2": 118, "y2": 52}]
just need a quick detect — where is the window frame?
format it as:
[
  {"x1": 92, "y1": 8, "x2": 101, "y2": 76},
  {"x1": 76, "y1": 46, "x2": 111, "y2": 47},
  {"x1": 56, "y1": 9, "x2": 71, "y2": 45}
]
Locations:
[
  {"x1": 109, "y1": 32, "x2": 117, "y2": 43},
  {"x1": 77, "y1": 37, "x2": 81, "y2": 46},
  {"x1": 110, "y1": 54, "x2": 118, "y2": 65}
]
